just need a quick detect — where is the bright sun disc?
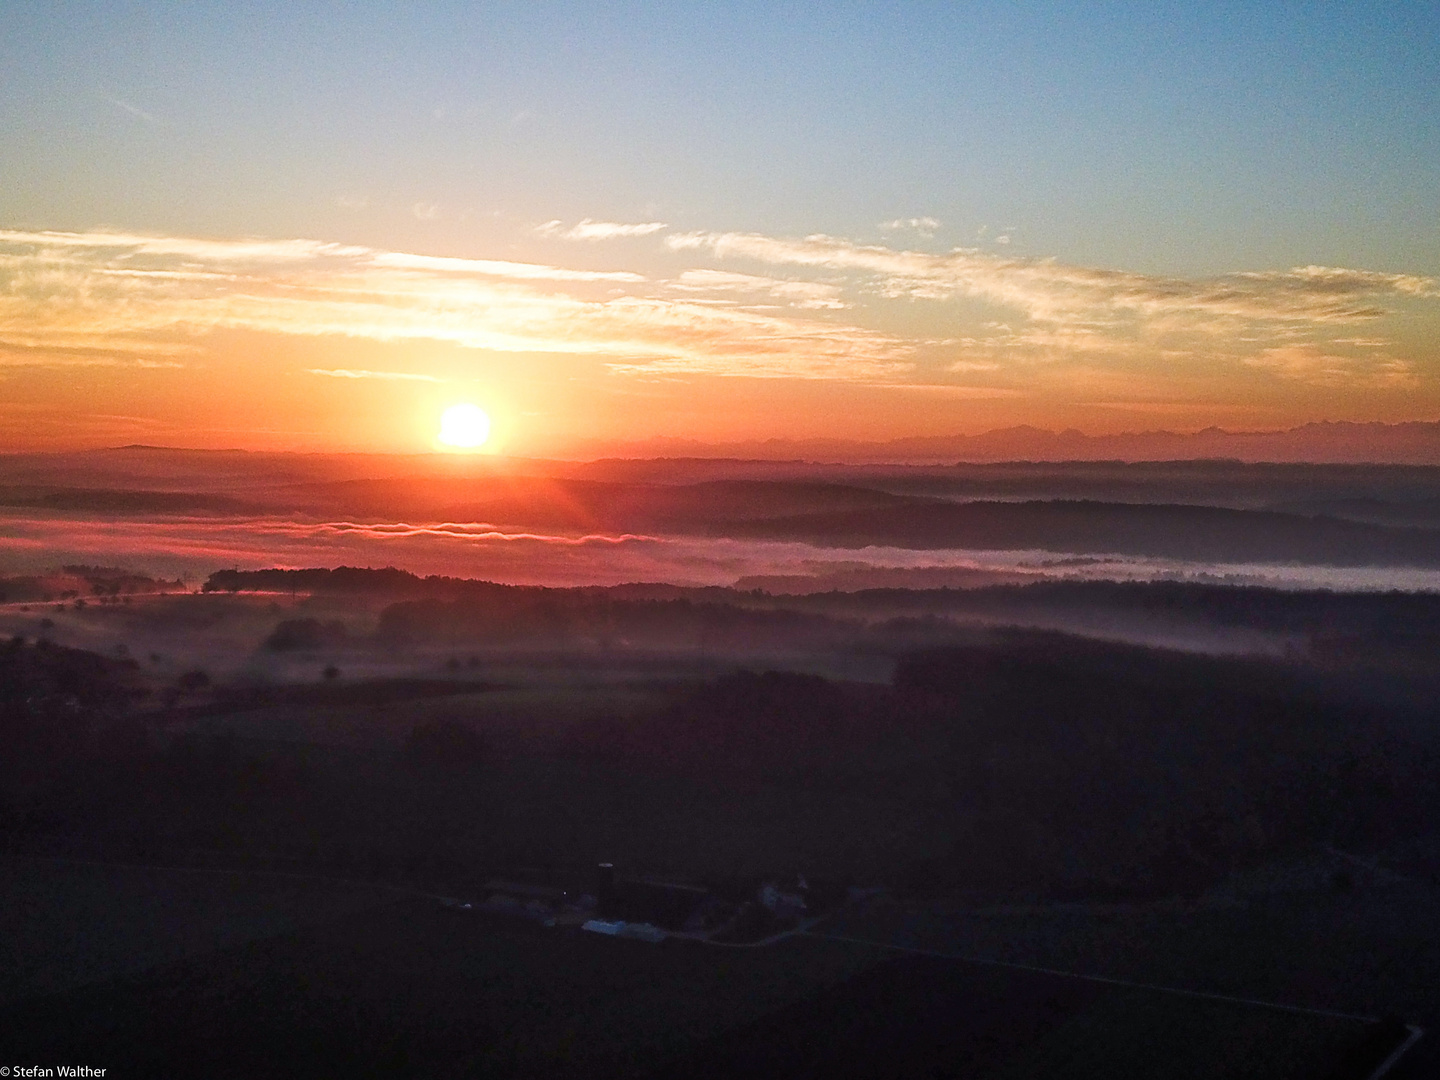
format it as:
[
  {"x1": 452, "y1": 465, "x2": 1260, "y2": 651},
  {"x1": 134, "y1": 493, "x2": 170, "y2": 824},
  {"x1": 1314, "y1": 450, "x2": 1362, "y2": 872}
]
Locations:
[{"x1": 437, "y1": 403, "x2": 491, "y2": 449}]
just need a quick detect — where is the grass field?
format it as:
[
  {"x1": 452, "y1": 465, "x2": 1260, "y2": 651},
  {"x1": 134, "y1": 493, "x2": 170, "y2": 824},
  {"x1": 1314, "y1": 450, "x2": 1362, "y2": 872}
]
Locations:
[
  {"x1": 2, "y1": 896, "x2": 883, "y2": 1078},
  {"x1": 0, "y1": 855, "x2": 400, "y2": 1005},
  {"x1": 822, "y1": 881, "x2": 1440, "y2": 1076},
  {"x1": 658, "y1": 952, "x2": 1391, "y2": 1080},
  {"x1": 2, "y1": 859, "x2": 1421, "y2": 1077}
]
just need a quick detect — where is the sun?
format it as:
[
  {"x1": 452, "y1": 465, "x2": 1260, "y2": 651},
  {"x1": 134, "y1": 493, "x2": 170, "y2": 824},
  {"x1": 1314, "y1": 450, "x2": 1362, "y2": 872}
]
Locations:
[{"x1": 437, "y1": 403, "x2": 491, "y2": 449}]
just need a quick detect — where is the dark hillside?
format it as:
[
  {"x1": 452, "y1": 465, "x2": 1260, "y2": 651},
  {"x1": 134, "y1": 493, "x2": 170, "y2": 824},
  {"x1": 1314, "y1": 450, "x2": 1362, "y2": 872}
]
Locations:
[{"x1": 729, "y1": 500, "x2": 1440, "y2": 567}]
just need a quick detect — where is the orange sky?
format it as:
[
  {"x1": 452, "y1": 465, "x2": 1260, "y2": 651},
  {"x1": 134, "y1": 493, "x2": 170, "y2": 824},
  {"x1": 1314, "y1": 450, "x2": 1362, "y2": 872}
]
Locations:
[{"x1": 1, "y1": 226, "x2": 1436, "y2": 454}]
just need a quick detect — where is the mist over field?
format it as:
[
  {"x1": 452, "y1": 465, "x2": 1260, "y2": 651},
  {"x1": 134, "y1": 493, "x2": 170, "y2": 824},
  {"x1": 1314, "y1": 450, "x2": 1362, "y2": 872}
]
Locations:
[
  {"x1": 7, "y1": 450, "x2": 1440, "y2": 932},
  {"x1": 6, "y1": 448, "x2": 1440, "y2": 593}
]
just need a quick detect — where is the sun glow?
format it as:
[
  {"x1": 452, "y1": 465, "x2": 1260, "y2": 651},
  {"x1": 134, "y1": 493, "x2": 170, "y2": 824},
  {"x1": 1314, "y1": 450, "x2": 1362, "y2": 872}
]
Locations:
[{"x1": 437, "y1": 403, "x2": 491, "y2": 449}]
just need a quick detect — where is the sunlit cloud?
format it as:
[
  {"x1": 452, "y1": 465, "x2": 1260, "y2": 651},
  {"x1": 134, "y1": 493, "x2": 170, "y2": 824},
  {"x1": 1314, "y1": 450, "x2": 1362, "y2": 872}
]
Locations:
[
  {"x1": 2, "y1": 225, "x2": 1435, "y2": 396},
  {"x1": 0, "y1": 228, "x2": 910, "y2": 382},
  {"x1": 666, "y1": 230, "x2": 1439, "y2": 326},
  {"x1": 880, "y1": 383, "x2": 1022, "y2": 399},
  {"x1": 672, "y1": 269, "x2": 847, "y2": 309},
  {"x1": 0, "y1": 336, "x2": 193, "y2": 369},
  {"x1": 538, "y1": 219, "x2": 668, "y2": 241},
  {"x1": 1086, "y1": 400, "x2": 1273, "y2": 416},
  {"x1": 880, "y1": 217, "x2": 941, "y2": 237},
  {"x1": 306, "y1": 368, "x2": 445, "y2": 382},
  {"x1": 1243, "y1": 344, "x2": 1418, "y2": 388},
  {"x1": 0, "y1": 229, "x2": 369, "y2": 263},
  {"x1": 371, "y1": 250, "x2": 644, "y2": 282}
]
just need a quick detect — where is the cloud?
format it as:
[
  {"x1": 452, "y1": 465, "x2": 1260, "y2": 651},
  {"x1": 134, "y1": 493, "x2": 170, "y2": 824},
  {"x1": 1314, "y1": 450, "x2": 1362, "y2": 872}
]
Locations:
[
  {"x1": 1242, "y1": 344, "x2": 1418, "y2": 388},
  {"x1": 672, "y1": 269, "x2": 846, "y2": 309},
  {"x1": 0, "y1": 334, "x2": 195, "y2": 368},
  {"x1": 880, "y1": 383, "x2": 1021, "y2": 399},
  {"x1": 1086, "y1": 400, "x2": 1271, "y2": 416},
  {"x1": 103, "y1": 95, "x2": 161, "y2": 125},
  {"x1": 538, "y1": 219, "x2": 668, "y2": 241},
  {"x1": 0, "y1": 228, "x2": 909, "y2": 382},
  {"x1": 3, "y1": 224, "x2": 1433, "y2": 391},
  {"x1": 880, "y1": 217, "x2": 941, "y2": 237},
  {"x1": 0, "y1": 229, "x2": 367, "y2": 264},
  {"x1": 666, "y1": 230, "x2": 1439, "y2": 327},
  {"x1": 584, "y1": 296, "x2": 907, "y2": 379},
  {"x1": 306, "y1": 368, "x2": 445, "y2": 382},
  {"x1": 412, "y1": 203, "x2": 441, "y2": 221},
  {"x1": 372, "y1": 251, "x2": 644, "y2": 282}
]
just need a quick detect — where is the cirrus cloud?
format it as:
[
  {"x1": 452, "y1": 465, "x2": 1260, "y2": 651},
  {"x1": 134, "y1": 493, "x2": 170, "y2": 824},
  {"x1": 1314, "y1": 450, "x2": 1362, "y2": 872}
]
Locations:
[
  {"x1": 0, "y1": 228, "x2": 910, "y2": 382},
  {"x1": 666, "y1": 230, "x2": 1438, "y2": 326},
  {"x1": 2, "y1": 224, "x2": 1436, "y2": 396},
  {"x1": 537, "y1": 219, "x2": 669, "y2": 241}
]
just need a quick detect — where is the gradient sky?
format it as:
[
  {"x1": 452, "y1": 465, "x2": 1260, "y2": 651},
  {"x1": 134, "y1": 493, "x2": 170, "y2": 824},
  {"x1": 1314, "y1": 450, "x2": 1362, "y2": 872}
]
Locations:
[{"x1": 2, "y1": 1, "x2": 1438, "y2": 453}]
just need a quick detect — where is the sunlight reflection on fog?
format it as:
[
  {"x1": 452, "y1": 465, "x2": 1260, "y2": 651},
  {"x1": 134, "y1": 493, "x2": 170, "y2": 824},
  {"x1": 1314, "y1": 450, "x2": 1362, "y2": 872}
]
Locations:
[{"x1": 3, "y1": 511, "x2": 1440, "y2": 594}]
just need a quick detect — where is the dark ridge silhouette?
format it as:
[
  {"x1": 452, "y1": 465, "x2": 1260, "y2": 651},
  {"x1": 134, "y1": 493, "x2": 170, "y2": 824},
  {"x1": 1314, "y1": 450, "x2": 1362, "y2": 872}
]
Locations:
[
  {"x1": 727, "y1": 499, "x2": 1440, "y2": 566},
  {"x1": 793, "y1": 578, "x2": 1440, "y2": 638},
  {"x1": 205, "y1": 566, "x2": 1440, "y2": 644},
  {"x1": 374, "y1": 594, "x2": 852, "y2": 653},
  {"x1": 580, "y1": 418, "x2": 1440, "y2": 464},
  {"x1": 0, "y1": 485, "x2": 260, "y2": 514},
  {"x1": 274, "y1": 475, "x2": 917, "y2": 527}
]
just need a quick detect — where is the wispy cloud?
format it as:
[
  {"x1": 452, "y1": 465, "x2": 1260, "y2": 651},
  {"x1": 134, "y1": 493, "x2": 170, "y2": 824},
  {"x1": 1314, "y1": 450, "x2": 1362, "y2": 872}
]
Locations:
[
  {"x1": 103, "y1": 95, "x2": 161, "y2": 125},
  {"x1": 666, "y1": 230, "x2": 1438, "y2": 326},
  {"x1": 0, "y1": 334, "x2": 196, "y2": 369},
  {"x1": 672, "y1": 269, "x2": 847, "y2": 309},
  {"x1": 306, "y1": 368, "x2": 445, "y2": 382},
  {"x1": 880, "y1": 217, "x2": 940, "y2": 237},
  {"x1": 0, "y1": 228, "x2": 909, "y2": 381},
  {"x1": 1243, "y1": 344, "x2": 1418, "y2": 388},
  {"x1": 0, "y1": 229, "x2": 368, "y2": 263},
  {"x1": 372, "y1": 251, "x2": 644, "y2": 282},
  {"x1": 2, "y1": 224, "x2": 1434, "y2": 393},
  {"x1": 538, "y1": 219, "x2": 668, "y2": 241}
]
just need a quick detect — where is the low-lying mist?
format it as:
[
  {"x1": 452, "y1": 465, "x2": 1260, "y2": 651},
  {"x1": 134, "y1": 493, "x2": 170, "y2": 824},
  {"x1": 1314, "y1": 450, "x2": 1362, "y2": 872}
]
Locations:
[{"x1": 6, "y1": 510, "x2": 1440, "y2": 594}]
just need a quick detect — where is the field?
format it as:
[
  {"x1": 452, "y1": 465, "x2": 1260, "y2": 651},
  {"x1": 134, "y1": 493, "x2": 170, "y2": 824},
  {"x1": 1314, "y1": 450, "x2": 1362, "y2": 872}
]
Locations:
[
  {"x1": 2, "y1": 885, "x2": 882, "y2": 1079},
  {"x1": 662, "y1": 953, "x2": 1395, "y2": 1080},
  {"x1": 0, "y1": 856, "x2": 406, "y2": 1005},
  {"x1": 822, "y1": 878, "x2": 1440, "y2": 1076},
  {"x1": 1, "y1": 860, "x2": 1413, "y2": 1078}
]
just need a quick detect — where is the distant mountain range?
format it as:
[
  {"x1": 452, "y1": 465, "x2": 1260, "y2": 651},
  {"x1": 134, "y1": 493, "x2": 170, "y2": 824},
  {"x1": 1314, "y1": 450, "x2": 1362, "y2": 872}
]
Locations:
[{"x1": 576, "y1": 420, "x2": 1440, "y2": 464}]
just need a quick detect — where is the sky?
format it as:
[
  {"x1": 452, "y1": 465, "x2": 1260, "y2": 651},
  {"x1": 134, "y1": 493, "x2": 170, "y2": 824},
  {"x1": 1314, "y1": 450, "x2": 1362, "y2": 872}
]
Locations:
[{"x1": 1, "y1": 1, "x2": 1438, "y2": 454}]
